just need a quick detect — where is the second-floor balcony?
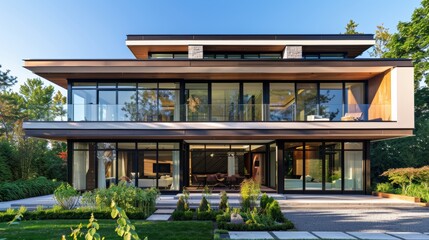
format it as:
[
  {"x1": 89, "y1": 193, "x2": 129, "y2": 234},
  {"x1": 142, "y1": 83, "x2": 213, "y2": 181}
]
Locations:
[{"x1": 32, "y1": 103, "x2": 393, "y2": 122}]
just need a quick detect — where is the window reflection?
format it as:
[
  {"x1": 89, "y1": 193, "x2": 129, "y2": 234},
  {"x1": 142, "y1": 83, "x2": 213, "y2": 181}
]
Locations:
[{"x1": 269, "y1": 83, "x2": 295, "y2": 121}]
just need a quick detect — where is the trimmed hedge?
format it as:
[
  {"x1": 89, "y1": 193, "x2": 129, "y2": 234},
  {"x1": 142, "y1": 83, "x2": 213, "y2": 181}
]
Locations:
[
  {"x1": 0, "y1": 177, "x2": 61, "y2": 201},
  {"x1": 0, "y1": 208, "x2": 150, "y2": 222}
]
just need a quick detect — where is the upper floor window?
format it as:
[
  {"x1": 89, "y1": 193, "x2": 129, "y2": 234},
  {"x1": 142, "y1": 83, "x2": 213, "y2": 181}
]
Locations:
[
  {"x1": 204, "y1": 52, "x2": 282, "y2": 59},
  {"x1": 149, "y1": 53, "x2": 188, "y2": 59},
  {"x1": 303, "y1": 53, "x2": 346, "y2": 59}
]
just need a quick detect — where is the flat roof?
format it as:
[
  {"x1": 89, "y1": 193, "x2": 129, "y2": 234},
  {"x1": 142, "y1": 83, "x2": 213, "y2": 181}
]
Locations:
[{"x1": 126, "y1": 34, "x2": 374, "y2": 41}]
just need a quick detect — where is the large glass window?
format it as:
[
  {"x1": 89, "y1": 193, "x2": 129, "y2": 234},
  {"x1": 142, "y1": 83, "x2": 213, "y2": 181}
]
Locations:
[
  {"x1": 320, "y1": 83, "x2": 343, "y2": 121},
  {"x1": 269, "y1": 83, "x2": 295, "y2": 121},
  {"x1": 296, "y1": 83, "x2": 318, "y2": 121},
  {"x1": 211, "y1": 83, "x2": 240, "y2": 121},
  {"x1": 284, "y1": 141, "x2": 365, "y2": 192},
  {"x1": 72, "y1": 89, "x2": 96, "y2": 121},
  {"x1": 243, "y1": 83, "x2": 263, "y2": 121},
  {"x1": 185, "y1": 83, "x2": 209, "y2": 121},
  {"x1": 72, "y1": 141, "x2": 180, "y2": 191},
  {"x1": 118, "y1": 91, "x2": 137, "y2": 121}
]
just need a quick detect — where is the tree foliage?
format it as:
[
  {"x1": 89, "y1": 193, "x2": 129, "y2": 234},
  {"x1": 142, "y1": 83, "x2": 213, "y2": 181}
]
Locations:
[
  {"x1": 383, "y1": 0, "x2": 429, "y2": 87},
  {"x1": 371, "y1": 0, "x2": 429, "y2": 185},
  {"x1": 370, "y1": 24, "x2": 392, "y2": 58},
  {"x1": 344, "y1": 20, "x2": 361, "y2": 34},
  {"x1": 0, "y1": 65, "x2": 17, "y2": 91}
]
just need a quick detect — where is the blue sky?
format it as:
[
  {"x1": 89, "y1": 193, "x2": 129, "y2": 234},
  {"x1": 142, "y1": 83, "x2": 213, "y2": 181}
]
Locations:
[{"x1": 0, "y1": 0, "x2": 421, "y2": 94}]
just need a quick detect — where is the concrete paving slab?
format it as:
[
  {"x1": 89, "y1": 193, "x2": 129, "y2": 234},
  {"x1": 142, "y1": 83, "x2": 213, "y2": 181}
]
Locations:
[
  {"x1": 228, "y1": 231, "x2": 273, "y2": 239},
  {"x1": 347, "y1": 232, "x2": 400, "y2": 240},
  {"x1": 146, "y1": 214, "x2": 170, "y2": 221},
  {"x1": 154, "y1": 209, "x2": 175, "y2": 214},
  {"x1": 272, "y1": 231, "x2": 318, "y2": 239},
  {"x1": 386, "y1": 232, "x2": 429, "y2": 240},
  {"x1": 312, "y1": 231, "x2": 356, "y2": 239}
]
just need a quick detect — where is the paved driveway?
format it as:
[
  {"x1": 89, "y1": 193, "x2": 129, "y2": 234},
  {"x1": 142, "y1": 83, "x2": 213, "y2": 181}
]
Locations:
[{"x1": 284, "y1": 206, "x2": 429, "y2": 232}]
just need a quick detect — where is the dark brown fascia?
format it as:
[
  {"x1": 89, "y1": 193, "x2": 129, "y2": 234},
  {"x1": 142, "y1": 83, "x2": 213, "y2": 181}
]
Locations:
[{"x1": 126, "y1": 34, "x2": 375, "y2": 41}]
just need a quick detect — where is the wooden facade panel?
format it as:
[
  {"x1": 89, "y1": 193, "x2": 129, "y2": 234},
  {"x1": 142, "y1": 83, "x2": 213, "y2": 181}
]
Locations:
[{"x1": 368, "y1": 70, "x2": 392, "y2": 121}]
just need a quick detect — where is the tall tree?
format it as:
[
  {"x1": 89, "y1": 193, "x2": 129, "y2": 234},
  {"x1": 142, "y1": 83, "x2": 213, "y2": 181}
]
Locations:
[
  {"x1": 0, "y1": 91, "x2": 23, "y2": 139},
  {"x1": 344, "y1": 20, "x2": 361, "y2": 34},
  {"x1": 0, "y1": 65, "x2": 17, "y2": 91},
  {"x1": 383, "y1": 0, "x2": 429, "y2": 87},
  {"x1": 370, "y1": 24, "x2": 392, "y2": 58},
  {"x1": 19, "y1": 78, "x2": 55, "y2": 121}
]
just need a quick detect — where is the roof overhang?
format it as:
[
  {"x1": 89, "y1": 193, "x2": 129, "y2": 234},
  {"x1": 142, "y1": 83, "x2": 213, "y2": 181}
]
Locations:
[
  {"x1": 126, "y1": 34, "x2": 375, "y2": 59},
  {"x1": 23, "y1": 59, "x2": 412, "y2": 89}
]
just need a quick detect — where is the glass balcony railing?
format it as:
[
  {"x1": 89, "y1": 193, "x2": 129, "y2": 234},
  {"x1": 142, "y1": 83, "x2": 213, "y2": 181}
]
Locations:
[{"x1": 28, "y1": 104, "x2": 393, "y2": 122}]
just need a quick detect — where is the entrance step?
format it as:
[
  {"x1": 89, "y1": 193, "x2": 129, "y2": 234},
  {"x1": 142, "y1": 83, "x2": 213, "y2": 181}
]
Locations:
[{"x1": 155, "y1": 193, "x2": 286, "y2": 209}]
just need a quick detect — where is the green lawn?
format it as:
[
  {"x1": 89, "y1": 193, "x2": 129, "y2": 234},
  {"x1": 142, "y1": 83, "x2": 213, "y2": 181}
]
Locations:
[{"x1": 0, "y1": 220, "x2": 214, "y2": 240}]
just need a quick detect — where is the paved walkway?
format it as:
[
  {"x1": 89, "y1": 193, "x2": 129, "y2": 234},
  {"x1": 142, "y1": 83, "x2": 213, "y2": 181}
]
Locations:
[
  {"x1": 227, "y1": 231, "x2": 429, "y2": 240},
  {"x1": 282, "y1": 194, "x2": 429, "y2": 232}
]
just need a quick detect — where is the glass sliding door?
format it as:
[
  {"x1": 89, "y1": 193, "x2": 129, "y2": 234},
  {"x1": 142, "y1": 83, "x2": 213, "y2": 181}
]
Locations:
[
  {"x1": 324, "y1": 142, "x2": 342, "y2": 191},
  {"x1": 305, "y1": 142, "x2": 323, "y2": 190},
  {"x1": 284, "y1": 142, "x2": 304, "y2": 190},
  {"x1": 211, "y1": 83, "x2": 240, "y2": 121},
  {"x1": 344, "y1": 142, "x2": 364, "y2": 191},
  {"x1": 118, "y1": 142, "x2": 136, "y2": 186},
  {"x1": 72, "y1": 142, "x2": 96, "y2": 190},
  {"x1": 243, "y1": 83, "x2": 263, "y2": 121},
  {"x1": 185, "y1": 83, "x2": 209, "y2": 121},
  {"x1": 269, "y1": 83, "x2": 295, "y2": 121},
  {"x1": 296, "y1": 83, "x2": 318, "y2": 121},
  {"x1": 320, "y1": 83, "x2": 343, "y2": 121},
  {"x1": 97, "y1": 143, "x2": 116, "y2": 189}
]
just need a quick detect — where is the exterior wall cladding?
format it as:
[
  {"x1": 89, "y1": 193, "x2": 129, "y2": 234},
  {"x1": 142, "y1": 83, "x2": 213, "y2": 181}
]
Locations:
[{"x1": 22, "y1": 34, "x2": 414, "y2": 194}]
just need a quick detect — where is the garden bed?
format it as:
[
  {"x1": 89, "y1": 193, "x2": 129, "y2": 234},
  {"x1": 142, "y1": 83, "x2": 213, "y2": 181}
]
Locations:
[{"x1": 372, "y1": 191, "x2": 422, "y2": 203}]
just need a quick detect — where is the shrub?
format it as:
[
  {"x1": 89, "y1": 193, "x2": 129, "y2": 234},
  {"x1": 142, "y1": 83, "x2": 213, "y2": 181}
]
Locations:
[
  {"x1": 196, "y1": 210, "x2": 219, "y2": 221},
  {"x1": 94, "y1": 182, "x2": 159, "y2": 214},
  {"x1": 219, "y1": 191, "x2": 229, "y2": 211},
  {"x1": 375, "y1": 182, "x2": 399, "y2": 194},
  {"x1": 81, "y1": 191, "x2": 97, "y2": 209},
  {"x1": 266, "y1": 200, "x2": 285, "y2": 222},
  {"x1": 0, "y1": 177, "x2": 61, "y2": 201},
  {"x1": 239, "y1": 179, "x2": 260, "y2": 211},
  {"x1": 260, "y1": 193, "x2": 274, "y2": 210},
  {"x1": 404, "y1": 183, "x2": 429, "y2": 203},
  {"x1": 217, "y1": 220, "x2": 294, "y2": 231},
  {"x1": 171, "y1": 210, "x2": 194, "y2": 221},
  {"x1": 198, "y1": 196, "x2": 210, "y2": 212},
  {"x1": 53, "y1": 183, "x2": 80, "y2": 210},
  {"x1": 176, "y1": 196, "x2": 188, "y2": 212}
]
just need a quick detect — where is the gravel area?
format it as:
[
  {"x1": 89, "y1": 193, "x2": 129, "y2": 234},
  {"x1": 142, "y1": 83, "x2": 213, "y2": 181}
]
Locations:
[{"x1": 284, "y1": 206, "x2": 429, "y2": 232}]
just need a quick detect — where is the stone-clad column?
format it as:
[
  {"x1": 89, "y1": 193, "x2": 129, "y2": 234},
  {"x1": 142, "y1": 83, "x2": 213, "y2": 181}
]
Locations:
[
  {"x1": 283, "y1": 46, "x2": 302, "y2": 59},
  {"x1": 188, "y1": 45, "x2": 203, "y2": 59}
]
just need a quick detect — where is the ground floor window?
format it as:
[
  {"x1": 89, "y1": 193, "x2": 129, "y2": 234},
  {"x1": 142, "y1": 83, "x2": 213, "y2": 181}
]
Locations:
[
  {"x1": 71, "y1": 141, "x2": 180, "y2": 191},
  {"x1": 284, "y1": 141, "x2": 365, "y2": 192},
  {"x1": 188, "y1": 144, "x2": 272, "y2": 189}
]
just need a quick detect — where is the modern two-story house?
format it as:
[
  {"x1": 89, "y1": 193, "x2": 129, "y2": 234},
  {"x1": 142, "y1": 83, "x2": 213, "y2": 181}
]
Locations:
[{"x1": 23, "y1": 34, "x2": 414, "y2": 194}]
